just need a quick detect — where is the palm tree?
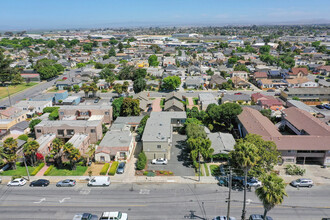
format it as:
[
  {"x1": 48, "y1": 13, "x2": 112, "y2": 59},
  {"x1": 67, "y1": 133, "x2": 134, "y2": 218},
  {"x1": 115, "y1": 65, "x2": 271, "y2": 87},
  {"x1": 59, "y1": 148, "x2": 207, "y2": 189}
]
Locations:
[
  {"x1": 81, "y1": 83, "x2": 89, "y2": 98},
  {"x1": 3, "y1": 138, "x2": 18, "y2": 170},
  {"x1": 89, "y1": 82, "x2": 98, "y2": 98},
  {"x1": 87, "y1": 145, "x2": 95, "y2": 163},
  {"x1": 230, "y1": 141, "x2": 259, "y2": 220},
  {"x1": 51, "y1": 138, "x2": 64, "y2": 168},
  {"x1": 63, "y1": 143, "x2": 81, "y2": 170},
  {"x1": 256, "y1": 173, "x2": 287, "y2": 220},
  {"x1": 23, "y1": 140, "x2": 40, "y2": 167}
]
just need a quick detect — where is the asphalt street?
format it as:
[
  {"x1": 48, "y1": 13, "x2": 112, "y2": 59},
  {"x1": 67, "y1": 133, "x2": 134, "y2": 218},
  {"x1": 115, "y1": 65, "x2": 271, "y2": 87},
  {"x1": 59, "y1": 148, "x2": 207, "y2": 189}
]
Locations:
[{"x1": 0, "y1": 183, "x2": 329, "y2": 220}]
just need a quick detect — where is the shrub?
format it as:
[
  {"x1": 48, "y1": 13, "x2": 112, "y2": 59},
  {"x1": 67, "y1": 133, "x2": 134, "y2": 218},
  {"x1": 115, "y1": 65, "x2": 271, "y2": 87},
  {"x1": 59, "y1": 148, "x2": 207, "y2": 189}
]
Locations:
[
  {"x1": 143, "y1": 171, "x2": 148, "y2": 175},
  {"x1": 285, "y1": 164, "x2": 306, "y2": 176},
  {"x1": 108, "y1": 161, "x2": 119, "y2": 176},
  {"x1": 17, "y1": 134, "x2": 29, "y2": 141},
  {"x1": 44, "y1": 165, "x2": 54, "y2": 176},
  {"x1": 99, "y1": 163, "x2": 110, "y2": 175},
  {"x1": 159, "y1": 171, "x2": 164, "y2": 174},
  {"x1": 163, "y1": 171, "x2": 168, "y2": 175},
  {"x1": 43, "y1": 107, "x2": 59, "y2": 113},
  {"x1": 211, "y1": 153, "x2": 229, "y2": 161},
  {"x1": 36, "y1": 153, "x2": 44, "y2": 161},
  {"x1": 31, "y1": 163, "x2": 45, "y2": 176},
  {"x1": 49, "y1": 109, "x2": 59, "y2": 120},
  {"x1": 169, "y1": 171, "x2": 173, "y2": 175},
  {"x1": 136, "y1": 151, "x2": 147, "y2": 170}
]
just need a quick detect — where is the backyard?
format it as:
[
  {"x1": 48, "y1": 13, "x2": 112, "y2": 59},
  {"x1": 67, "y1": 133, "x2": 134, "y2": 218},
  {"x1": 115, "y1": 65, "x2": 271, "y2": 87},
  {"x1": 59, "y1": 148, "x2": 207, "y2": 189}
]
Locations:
[
  {"x1": 0, "y1": 83, "x2": 38, "y2": 99},
  {"x1": 45, "y1": 166, "x2": 87, "y2": 176}
]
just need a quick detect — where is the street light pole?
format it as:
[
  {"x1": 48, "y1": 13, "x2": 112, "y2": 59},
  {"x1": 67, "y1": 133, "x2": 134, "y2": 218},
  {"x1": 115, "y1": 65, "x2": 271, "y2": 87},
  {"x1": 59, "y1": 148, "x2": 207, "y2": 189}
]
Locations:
[
  {"x1": 227, "y1": 168, "x2": 232, "y2": 220},
  {"x1": 6, "y1": 86, "x2": 12, "y2": 107},
  {"x1": 198, "y1": 151, "x2": 201, "y2": 182}
]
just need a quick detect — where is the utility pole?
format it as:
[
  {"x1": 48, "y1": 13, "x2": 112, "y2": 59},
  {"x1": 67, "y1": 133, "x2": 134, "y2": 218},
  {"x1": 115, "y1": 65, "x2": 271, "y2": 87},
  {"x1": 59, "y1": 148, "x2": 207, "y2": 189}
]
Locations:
[
  {"x1": 23, "y1": 154, "x2": 30, "y2": 181},
  {"x1": 227, "y1": 168, "x2": 232, "y2": 220},
  {"x1": 6, "y1": 86, "x2": 12, "y2": 107},
  {"x1": 198, "y1": 151, "x2": 201, "y2": 182},
  {"x1": 241, "y1": 169, "x2": 248, "y2": 220}
]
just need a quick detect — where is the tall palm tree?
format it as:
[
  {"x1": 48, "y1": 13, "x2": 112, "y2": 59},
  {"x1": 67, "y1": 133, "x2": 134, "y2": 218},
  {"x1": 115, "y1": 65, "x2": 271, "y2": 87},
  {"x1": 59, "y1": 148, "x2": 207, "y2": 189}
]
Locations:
[
  {"x1": 81, "y1": 83, "x2": 89, "y2": 98},
  {"x1": 63, "y1": 143, "x2": 81, "y2": 170},
  {"x1": 51, "y1": 138, "x2": 64, "y2": 168},
  {"x1": 230, "y1": 141, "x2": 259, "y2": 220},
  {"x1": 89, "y1": 82, "x2": 98, "y2": 98},
  {"x1": 23, "y1": 140, "x2": 40, "y2": 167},
  {"x1": 3, "y1": 138, "x2": 18, "y2": 170},
  {"x1": 87, "y1": 145, "x2": 95, "y2": 163},
  {"x1": 256, "y1": 173, "x2": 287, "y2": 220}
]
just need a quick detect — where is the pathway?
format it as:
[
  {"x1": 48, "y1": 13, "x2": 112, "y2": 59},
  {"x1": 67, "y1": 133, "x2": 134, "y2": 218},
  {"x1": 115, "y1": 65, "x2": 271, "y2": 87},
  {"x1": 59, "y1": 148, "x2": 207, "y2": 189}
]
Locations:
[
  {"x1": 152, "y1": 98, "x2": 162, "y2": 112},
  {"x1": 35, "y1": 164, "x2": 49, "y2": 176},
  {"x1": 186, "y1": 97, "x2": 199, "y2": 109}
]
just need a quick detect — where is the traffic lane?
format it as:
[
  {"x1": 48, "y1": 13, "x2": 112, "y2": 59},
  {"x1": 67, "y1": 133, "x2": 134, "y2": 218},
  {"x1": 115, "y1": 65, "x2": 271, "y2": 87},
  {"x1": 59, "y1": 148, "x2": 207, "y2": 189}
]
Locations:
[{"x1": 1, "y1": 183, "x2": 330, "y2": 219}]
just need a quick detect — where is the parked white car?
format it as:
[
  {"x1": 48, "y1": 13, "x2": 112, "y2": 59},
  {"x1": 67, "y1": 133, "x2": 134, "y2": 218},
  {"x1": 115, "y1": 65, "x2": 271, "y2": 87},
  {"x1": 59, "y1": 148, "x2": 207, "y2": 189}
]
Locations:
[
  {"x1": 7, "y1": 178, "x2": 27, "y2": 186},
  {"x1": 99, "y1": 211, "x2": 127, "y2": 220},
  {"x1": 151, "y1": 158, "x2": 168, "y2": 165}
]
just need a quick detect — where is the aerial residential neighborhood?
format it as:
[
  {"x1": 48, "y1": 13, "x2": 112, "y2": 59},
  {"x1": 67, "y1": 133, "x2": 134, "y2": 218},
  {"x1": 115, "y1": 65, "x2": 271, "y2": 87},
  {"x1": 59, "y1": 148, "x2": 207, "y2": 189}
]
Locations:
[{"x1": 0, "y1": 1, "x2": 330, "y2": 220}]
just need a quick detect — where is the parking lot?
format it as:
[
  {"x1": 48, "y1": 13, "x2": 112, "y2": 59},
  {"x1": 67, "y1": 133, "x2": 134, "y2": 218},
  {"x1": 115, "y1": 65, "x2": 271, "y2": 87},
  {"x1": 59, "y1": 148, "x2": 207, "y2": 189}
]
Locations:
[{"x1": 148, "y1": 134, "x2": 195, "y2": 176}]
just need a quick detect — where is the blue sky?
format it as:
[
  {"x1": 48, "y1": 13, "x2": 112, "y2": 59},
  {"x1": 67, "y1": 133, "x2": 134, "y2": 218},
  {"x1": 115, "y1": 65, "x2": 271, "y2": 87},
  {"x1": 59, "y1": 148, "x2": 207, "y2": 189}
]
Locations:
[{"x1": 0, "y1": 0, "x2": 329, "y2": 30}]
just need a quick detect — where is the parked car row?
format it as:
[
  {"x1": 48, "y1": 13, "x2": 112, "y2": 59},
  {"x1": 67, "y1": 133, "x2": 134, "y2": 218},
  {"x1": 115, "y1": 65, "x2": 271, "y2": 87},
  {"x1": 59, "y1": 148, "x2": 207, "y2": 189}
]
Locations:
[
  {"x1": 73, "y1": 211, "x2": 128, "y2": 220},
  {"x1": 5, "y1": 178, "x2": 110, "y2": 187},
  {"x1": 316, "y1": 104, "x2": 330, "y2": 110}
]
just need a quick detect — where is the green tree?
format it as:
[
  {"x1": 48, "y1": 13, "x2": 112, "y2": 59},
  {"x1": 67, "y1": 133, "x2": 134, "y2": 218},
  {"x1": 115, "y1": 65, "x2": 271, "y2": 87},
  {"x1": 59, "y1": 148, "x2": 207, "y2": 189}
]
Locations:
[
  {"x1": 206, "y1": 68, "x2": 214, "y2": 76},
  {"x1": 73, "y1": 84, "x2": 80, "y2": 93},
  {"x1": 260, "y1": 45, "x2": 271, "y2": 54},
  {"x1": 133, "y1": 78, "x2": 146, "y2": 93},
  {"x1": 186, "y1": 123, "x2": 206, "y2": 139},
  {"x1": 136, "y1": 151, "x2": 147, "y2": 170},
  {"x1": 187, "y1": 137, "x2": 213, "y2": 165},
  {"x1": 120, "y1": 98, "x2": 140, "y2": 116},
  {"x1": 3, "y1": 138, "x2": 18, "y2": 170},
  {"x1": 83, "y1": 43, "x2": 93, "y2": 52},
  {"x1": 112, "y1": 97, "x2": 124, "y2": 119},
  {"x1": 113, "y1": 83, "x2": 123, "y2": 94},
  {"x1": 230, "y1": 142, "x2": 259, "y2": 220},
  {"x1": 11, "y1": 73, "x2": 24, "y2": 85},
  {"x1": 0, "y1": 50, "x2": 15, "y2": 84},
  {"x1": 118, "y1": 42, "x2": 124, "y2": 53},
  {"x1": 122, "y1": 81, "x2": 129, "y2": 93},
  {"x1": 162, "y1": 76, "x2": 181, "y2": 91},
  {"x1": 133, "y1": 68, "x2": 147, "y2": 80},
  {"x1": 228, "y1": 57, "x2": 238, "y2": 65},
  {"x1": 81, "y1": 83, "x2": 89, "y2": 98},
  {"x1": 63, "y1": 142, "x2": 81, "y2": 170},
  {"x1": 137, "y1": 115, "x2": 150, "y2": 136},
  {"x1": 99, "y1": 67, "x2": 114, "y2": 79},
  {"x1": 119, "y1": 65, "x2": 135, "y2": 80},
  {"x1": 234, "y1": 64, "x2": 249, "y2": 72},
  {"x1": 207, "y1": 103, "x2": 242, "y2": 131},
  {"x1": 256, "y1": 173, "x2": 287, "y2": 220},
  {"x1": 89, "y1": 82, "x2": 98, "y2": 98},
  {"x1": 109, "y1": 47, "x2": 116, "y2": 57},
  {"x1": 94, "y1": 62, "x2": 104, "y2": 69},
  {"x1": 109, "y1": 38, "x2": 118, "y2": 45},
  {"x1": 46, "y1": 40, "x2": 56, "y2": 48},
  {"x1": 148, "y1": 55, "x2": 159, "y2": 67},
  {"x1": 23, "y1": 140, "x2": 39, "y2": 166}
]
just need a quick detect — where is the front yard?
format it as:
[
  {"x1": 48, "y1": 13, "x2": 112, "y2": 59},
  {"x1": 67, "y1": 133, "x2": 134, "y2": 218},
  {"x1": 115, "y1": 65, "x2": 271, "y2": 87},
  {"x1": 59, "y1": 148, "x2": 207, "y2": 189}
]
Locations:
[
  {"x1": 45, "y1": 165, "x2": 87, "y2": 176},
  {"x1": 0, "y1": 164, "x2": 35, "y2": 176},
  {"x1": 0, "y1": 83, "x2": 38, "y2": 99}
]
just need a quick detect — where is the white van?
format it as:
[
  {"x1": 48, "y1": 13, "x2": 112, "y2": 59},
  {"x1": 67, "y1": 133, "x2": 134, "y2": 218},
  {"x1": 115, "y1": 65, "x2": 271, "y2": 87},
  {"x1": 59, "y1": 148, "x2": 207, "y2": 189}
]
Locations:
[{"x1": 87, "y1": 176, "x2": 110, "y2": 187}]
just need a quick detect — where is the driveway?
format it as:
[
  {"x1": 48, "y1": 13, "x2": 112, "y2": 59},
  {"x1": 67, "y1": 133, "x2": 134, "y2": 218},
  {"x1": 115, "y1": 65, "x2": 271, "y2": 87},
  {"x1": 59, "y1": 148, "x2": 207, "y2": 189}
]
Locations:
[
  {"x1": 148, "y1": 134, "x2": 195, "y2": 176},
  {"x1": 151, "y1": 98, "x2": 162, "y2": 112}
]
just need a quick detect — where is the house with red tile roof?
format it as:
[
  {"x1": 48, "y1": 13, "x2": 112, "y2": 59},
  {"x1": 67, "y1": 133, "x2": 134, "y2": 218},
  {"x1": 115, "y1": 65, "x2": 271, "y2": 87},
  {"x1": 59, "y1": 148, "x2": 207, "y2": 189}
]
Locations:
[
  {"x1": 287, "y1": 67, "x2": 309, "y2": 79},
  {"x1": 238, "y1": 107, "x2": 330, "y2": 165}
]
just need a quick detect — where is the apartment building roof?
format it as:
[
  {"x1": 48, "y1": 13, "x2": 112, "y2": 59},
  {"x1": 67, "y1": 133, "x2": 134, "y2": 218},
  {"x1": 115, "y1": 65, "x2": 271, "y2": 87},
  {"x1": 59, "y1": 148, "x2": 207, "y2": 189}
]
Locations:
[{"x1": 68, "y1": 134, "x2": 89, "y2": 149}]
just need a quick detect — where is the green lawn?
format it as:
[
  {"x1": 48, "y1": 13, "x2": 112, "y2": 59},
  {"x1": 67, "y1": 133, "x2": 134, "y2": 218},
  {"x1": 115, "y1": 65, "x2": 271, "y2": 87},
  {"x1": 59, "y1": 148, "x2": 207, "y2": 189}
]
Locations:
[
  {"x1": 204, "y1": 163, "x2": 210, "y2": 176},
  {"x1": 210, "y1": 165, "x2": 220, "y2": 176},
  {"x1": 46, "y1": 166, "x2": 88, "y2": 176},
  {"x1": 0, "y1": 83, "x2": 38, "y2": 99},
  {"x1": 0, "y1": 165, "x2": 35, "y2": 176},
  {"x1": 193, "y1": 97, "x2": 199, "y2": 105},
  {"x1": 160, "y1": 98, "x2": 165, "y2": 108}
]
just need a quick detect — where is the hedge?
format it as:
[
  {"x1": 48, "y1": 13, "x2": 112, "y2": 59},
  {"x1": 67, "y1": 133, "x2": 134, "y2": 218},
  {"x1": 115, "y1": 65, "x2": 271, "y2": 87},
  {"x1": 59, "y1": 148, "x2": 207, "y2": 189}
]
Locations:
[
  {"x1": 43, "y1": 107, "x2": 59, "y2": 113},
  {"x1": 136, "y1": 151, "x2": 147, "y2": 170},
  {"x1": 99, "y1": 163, "x2": 110, "y2": 175},
  {"x1": 31, "y1": 163, "x2": 45, "y2": 176},
  {"x1": 108, "y1": 161, "x2": 119, "y2": 176},
  {"x1": 44, "y1": 165, "x2": 54, "y2": 176}
]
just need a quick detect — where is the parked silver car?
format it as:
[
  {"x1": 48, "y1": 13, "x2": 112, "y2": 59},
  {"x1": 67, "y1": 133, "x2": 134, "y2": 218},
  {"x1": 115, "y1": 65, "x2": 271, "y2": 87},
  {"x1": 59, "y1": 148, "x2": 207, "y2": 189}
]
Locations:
[
  {"x1": 56, "y1": 179, "x2": 76, "y2": 187},
  {"x1": 151, "y1": 158, "x2": 168, "y2": 165},
  {"x1": 290, "y1": 178, "x2": 313, "y2": 188}
]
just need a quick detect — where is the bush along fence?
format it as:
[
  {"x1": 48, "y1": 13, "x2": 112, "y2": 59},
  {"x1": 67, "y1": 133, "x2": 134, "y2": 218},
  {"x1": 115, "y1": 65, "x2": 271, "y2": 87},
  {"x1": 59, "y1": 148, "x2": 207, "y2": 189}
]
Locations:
[
  {"x1": 31, "y1": 163, "x2": 45, "y2": 176},
  {"x1": 99, "y1": 163, "x2": 110, "y2": 175},
  {"x1": 43, "y1": 165, "x2": 54, "y2": 176},
  {"x1": 109, "y1": 161, "x2": 119, "y2": 176}
]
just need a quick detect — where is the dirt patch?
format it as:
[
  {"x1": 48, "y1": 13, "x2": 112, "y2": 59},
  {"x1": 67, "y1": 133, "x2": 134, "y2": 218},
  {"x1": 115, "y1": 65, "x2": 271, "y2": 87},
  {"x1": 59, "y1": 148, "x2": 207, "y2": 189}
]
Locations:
[{"x1": 84, "y1": 163, "x2": 107, "y2": 176}]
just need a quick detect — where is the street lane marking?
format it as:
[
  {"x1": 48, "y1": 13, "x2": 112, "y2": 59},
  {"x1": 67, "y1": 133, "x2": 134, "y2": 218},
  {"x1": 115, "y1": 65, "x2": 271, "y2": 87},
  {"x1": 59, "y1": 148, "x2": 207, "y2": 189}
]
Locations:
[
  {"x1": 0, "y1": 204, "x2": 147, "y2": 207},
  {"x1": 59, "y1": 197, "x2": 71, "y2": 203},
  {"x1": 139, "y1": 189, "x2": 150, "y2": 194},
  {"x1": 33, "y1": 198, "x2": 46, "y2": 204}
]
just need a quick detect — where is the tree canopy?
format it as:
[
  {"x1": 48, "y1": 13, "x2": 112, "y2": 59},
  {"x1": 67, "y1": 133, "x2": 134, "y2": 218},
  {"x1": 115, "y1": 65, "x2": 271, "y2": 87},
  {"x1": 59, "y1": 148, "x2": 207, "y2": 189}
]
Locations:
[{"x1": 162, "y1": 76, "x2": 181, "y2": 91}]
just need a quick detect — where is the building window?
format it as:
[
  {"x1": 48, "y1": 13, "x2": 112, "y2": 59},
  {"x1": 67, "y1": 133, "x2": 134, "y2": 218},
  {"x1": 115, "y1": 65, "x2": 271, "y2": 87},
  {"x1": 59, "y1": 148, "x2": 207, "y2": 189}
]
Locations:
[
  {"x1": 157, "y1": 145, "x2": 161, "y2": 149},
  {"x1": 57, "y1": 129, "x2": 64, "y2": 136},
  {"x1": 60, "y1": 112, "x2": 64, "y2": 115},
  {"x1": 91, "y1": 129, "x2": 96, "y2": 133},
  {"x1": 105, "y1": 112, "x2": 109, "y2": 115},
  {"x1": 120, "y1": 152, "x2": 125, "y2": 157},
  {"x1": 36, "y1": 129, "x2": 41, "y2": 133},
  {"x1": 100, "y1": 156, "x2": 105, "y2": 162},
  {"x1": 67, "y1": 129, "x2": 74, "y2": 135}
]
